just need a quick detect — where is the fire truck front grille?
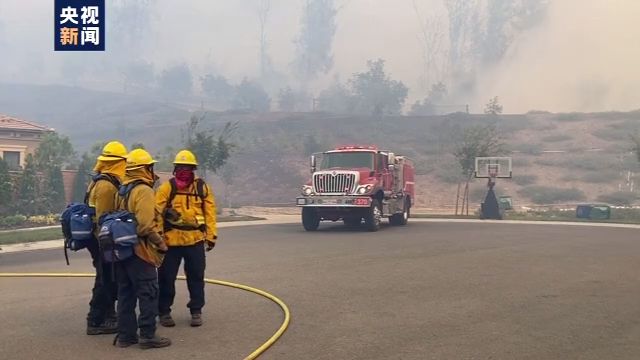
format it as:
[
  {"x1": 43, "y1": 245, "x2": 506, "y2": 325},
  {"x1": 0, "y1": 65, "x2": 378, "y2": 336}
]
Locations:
[{"x1": 313, "y1": 173, "x2": 356, "y2": 194}]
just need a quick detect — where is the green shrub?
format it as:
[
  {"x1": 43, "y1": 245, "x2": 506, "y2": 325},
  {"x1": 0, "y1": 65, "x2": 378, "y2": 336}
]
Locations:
[
  {"x1": 518, "y1": 186, "x2": 586, "y2": 204},
  {"x1": 0, "y1": 214, "x2": 28, "y2": 228},
  {"x1": 513, "y1": 174, "x2": 538, "y2": 186},
  {"x1": 596, "y1": 191, "x2": 638, "y2": 206}
]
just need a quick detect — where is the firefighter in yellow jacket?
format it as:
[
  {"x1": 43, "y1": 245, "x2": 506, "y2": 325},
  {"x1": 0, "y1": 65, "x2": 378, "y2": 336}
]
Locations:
[
  {"x1": 114, "y1": 148, "x2": 171, "y2": 349},
  {"x1": 156, "y1": 150, "x2": 217, "y2": 328},
  {"x1": 85, "y1": 141, "x2": 127, "y2": 335}
]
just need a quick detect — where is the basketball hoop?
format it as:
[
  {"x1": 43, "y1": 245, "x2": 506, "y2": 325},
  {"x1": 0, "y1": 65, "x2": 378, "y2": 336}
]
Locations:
[{"x1": 488, "y1": 164, "x2": 499, "y2": 179}]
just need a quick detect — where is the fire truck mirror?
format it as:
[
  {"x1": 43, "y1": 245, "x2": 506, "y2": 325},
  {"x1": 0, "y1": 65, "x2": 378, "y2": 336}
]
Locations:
[{"x1": 310, "y1": 155, "x2": 317, "y2": 172}]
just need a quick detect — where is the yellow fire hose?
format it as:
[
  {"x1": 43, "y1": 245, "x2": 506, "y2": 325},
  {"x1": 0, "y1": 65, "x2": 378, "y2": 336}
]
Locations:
[{"x1": 0, "y1": 272, "x2": 290, "y2": 360}]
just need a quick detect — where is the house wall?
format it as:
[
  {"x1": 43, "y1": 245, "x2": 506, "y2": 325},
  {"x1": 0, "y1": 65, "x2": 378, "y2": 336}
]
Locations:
[{"x1": 0, "y1": 132, "x2": 43, "y2": 168}]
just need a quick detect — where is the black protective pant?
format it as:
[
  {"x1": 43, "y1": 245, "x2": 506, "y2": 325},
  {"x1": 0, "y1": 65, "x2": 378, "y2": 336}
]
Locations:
[
  {"x1": 116, "y1": 255, "x2": 159, "y2": 341},
  {"x1": 158, "y1": 241, "x2": 206, "y2": 316},
  {"x1": 86, "y1": 241, "x2": 117, "y2": 326}
]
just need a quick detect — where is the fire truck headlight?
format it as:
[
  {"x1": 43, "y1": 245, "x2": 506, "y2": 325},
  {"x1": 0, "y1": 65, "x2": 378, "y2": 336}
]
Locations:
[
  {"x1": 357, "y1": 185, "x2": 373, "y2": 194},
  {"x1": 302, "y1": 186, "x2": 313, "y2": 195}
]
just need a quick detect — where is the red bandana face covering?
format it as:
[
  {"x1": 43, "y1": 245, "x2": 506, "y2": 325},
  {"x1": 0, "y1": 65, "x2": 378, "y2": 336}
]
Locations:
[{"x1": 175, "y1": 168, "x2": 195, "y2": 190}]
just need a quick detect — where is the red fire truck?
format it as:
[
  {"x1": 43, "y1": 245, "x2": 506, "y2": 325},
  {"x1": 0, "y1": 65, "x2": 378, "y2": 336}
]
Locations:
[{"x1": 296, "y1": 145, "x2": 415, "y2": 231}]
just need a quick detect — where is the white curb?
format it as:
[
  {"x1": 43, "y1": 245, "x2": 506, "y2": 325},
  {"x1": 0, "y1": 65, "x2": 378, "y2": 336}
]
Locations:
[{"x1": 2, "y1": 216, "x2": 638, "y2": 255}]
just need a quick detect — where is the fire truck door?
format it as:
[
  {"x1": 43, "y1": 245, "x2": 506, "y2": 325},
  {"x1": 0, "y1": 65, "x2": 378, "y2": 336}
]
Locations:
[{"x1": 378, "y1": 154, "x2": 393, "y2": 191}]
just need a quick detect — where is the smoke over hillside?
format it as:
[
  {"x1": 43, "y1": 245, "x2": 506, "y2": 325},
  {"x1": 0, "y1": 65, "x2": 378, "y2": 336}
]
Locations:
[
  {"x1": 475, "y1": 0, "x2": 640, "y2": 112},
  {"x1": 0, "y1": 0, "x2": 637, "y2": 113}
]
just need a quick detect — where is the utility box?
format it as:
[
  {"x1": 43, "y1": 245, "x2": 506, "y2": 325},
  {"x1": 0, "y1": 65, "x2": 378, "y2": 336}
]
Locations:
[
  {"x1": 576, "y1": 204, "x2": 611, "y2": 220},
  {"x1": 498, "y1": 196, "x2": 513, "y2": 211},
  {"x1": 589, "y1": 205, "x2": 611, "y2": 220}
]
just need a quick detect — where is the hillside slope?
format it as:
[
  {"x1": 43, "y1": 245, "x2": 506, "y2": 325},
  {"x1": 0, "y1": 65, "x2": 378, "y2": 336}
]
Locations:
[{"x1": 2, "y1": 83, "x2": 639, "y2": 209}]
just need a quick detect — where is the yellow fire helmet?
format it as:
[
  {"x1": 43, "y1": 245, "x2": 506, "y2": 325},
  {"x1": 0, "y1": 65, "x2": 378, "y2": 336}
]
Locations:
[
  {"x1": 126, "y1": 148, "x2": 158, "y2": 169},
  {"x1": 173, "y1": 149, "x2": 198, "y2": 166},
  {"x1": 97, "y1": 141, "x2": 128, "y2": 161}
]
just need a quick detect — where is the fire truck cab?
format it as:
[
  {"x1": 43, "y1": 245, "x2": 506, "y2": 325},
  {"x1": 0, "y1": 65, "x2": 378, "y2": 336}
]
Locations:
[{"x1": 296, "y1": 145, "x2": 415, "y2": 231}]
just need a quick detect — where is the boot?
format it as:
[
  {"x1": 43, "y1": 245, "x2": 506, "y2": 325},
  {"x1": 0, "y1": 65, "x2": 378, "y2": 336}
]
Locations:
[
  {"x1": 139, "y1": 336, "x2": 172, "y2": 349},
  {"x1": 159, "y1": 314, "x2": 175, "y2": 327},
  {"x1": 190, "y1": 313, "x2": 203, "y2": 327},
  {"x1": 87, "y1": 319, "x2": 118, "y2": 335},
  {"x1": 115, "y1": 338, "x2": 139, "y2": 348}
]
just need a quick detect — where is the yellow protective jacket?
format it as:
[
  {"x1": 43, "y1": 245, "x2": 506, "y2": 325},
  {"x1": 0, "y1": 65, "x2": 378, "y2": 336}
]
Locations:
[
  {"x1": 87, "y1": 160, "x2": 125, "y2": 237},
  {"x1": 87, "y1": 178, "x2": 118, "y2": 222},
  {"x1": 117, "y1": 168, "x2": 166, "y2": 267},
  {"x1": 155, "y1": 178, "x2": 217, "y2": 247}
]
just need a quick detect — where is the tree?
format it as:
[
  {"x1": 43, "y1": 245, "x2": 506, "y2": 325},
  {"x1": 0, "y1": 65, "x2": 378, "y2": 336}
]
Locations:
[
  {"x1": 278, "y1": 87, "x2": 310, "y2": 112},
  {"x1": 409, "y1": 100, "x2": 436, "y2": 116},
  {"x1": 453, "y1": 124, "x2": 505, "y2": 215},
  {"x1": 411, "y1": 1, "x2": 447, "y2": 90},
  {"x1": 482, "y1": 0, "x2": 549, "y2": 65},
  {"x1": 34, "y1": 132, "x2": 74, "y2": 170},
  {"x1": 0, "y1": 158, "x2": 12, "y2": 216},
  {"x1": 182, "y1": 115, "x2": 237, "y2": 180},
  {"x1": 130, "y1": 142, "x2": 146, "y2": 150},
  {"x1": 348, "y1": 59, "x2": 409, "y2": 115},
  {"x1": 409, "y1": 82, "x2": 448, "y2": 116},
  {"x1": 293, "y1": 0, "x2": 337, "y2": 83},
  {"x1": 109, "y1": 0, "x2": 157, "y2": 59},
  {"x1": 257, "y1": 0, "x2": 272, "y2": 80},
  {"x1": 444, "y1": 0, "x2": 484, "y2": 75},
  {"x1": 72, "y1": 153, "x2": 92, "y2": 203},
  {"x1": 158, "y1": 63, "x2": 193, "y2": 97},
  {"x1": 201, "y1": 74, "x2": 234, "y2": 106},
  {"x1": 317, "y1": 81, "x2": 353, "y2": 113},
  {"x1": 45, "y1": 165, "x2": 65, "y2": 212},
  {"x1": 17, "y1": 154, "x2": 39, "y2": 216},
  {"x1": 484, "y1": 96, "x2": 503, "y2": 115},
  {"x1": 278, "y1": 87, "x2": 296, "y2": 112},
  {"x1": 232, "y1": 78, "x2": 271, "y2": 112}
]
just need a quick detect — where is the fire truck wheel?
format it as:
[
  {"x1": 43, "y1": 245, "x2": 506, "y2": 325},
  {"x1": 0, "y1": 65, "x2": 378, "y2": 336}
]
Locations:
[
  {"x1": 390, "y1": 200, "x2": 410, "y2": 226},
  {"x1": 364, "y1": 199, "x2": 382, "y2": 232},
  {"x1": 302, "y1": 207, "x2": 320, "y2": 231}
]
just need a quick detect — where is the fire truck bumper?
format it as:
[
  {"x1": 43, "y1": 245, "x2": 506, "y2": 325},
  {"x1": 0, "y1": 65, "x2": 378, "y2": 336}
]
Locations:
[{"x1": 296, "y1": 196, "x2": 372, "y2": 208}]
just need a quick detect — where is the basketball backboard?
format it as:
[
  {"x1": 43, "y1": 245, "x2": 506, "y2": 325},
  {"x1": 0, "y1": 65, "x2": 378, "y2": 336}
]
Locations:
[{"x1": 475, "y1": 157, "x2": 512, "y2": 178}]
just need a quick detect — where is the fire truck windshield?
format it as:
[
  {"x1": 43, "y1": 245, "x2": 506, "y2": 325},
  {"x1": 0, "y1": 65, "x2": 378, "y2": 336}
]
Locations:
[{"x1": 320, "y1": 152, "x2": 374, "y2": 170}]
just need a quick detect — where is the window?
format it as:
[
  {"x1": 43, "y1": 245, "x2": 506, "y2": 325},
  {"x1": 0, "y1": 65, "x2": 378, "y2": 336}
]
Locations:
[
  {"x1": 377, "y1": 154, "x2": 388, "y2": 170},
  {"x1": 319, "y1": 152, "x2": 375, "y2": 170},
  {"x1": 2, "y1": 151, "x2": 21, "y2": 169}
]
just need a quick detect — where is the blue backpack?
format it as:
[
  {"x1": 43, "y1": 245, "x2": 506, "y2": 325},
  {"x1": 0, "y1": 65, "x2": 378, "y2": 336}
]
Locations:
[
  {"x1": 61, "y1": 174, "x2": 119, "y2": 265},
  {"x1": 97, "y1": 181, "x2": 146, "y2": 263}
]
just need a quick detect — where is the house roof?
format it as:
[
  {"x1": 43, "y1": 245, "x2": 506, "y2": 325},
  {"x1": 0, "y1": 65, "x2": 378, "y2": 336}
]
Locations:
[{"x1": 0, "y1": 114, "x2": 53, "y2": 132}]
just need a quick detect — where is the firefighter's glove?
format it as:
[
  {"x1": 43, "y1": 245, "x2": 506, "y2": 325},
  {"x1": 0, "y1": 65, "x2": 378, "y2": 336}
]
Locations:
[
  {"x1": 148, "y1": 232, "x2": 168, "y2": 254},
  {"x1": 158, "y1": 242, "x2": 169, "y2": 254},
  {"x1": 206, "y1": 237, "x2": 217, "y2": 252},
  {"x1": 164, "y1": 208, "x2": 181, "y2": 222}
]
